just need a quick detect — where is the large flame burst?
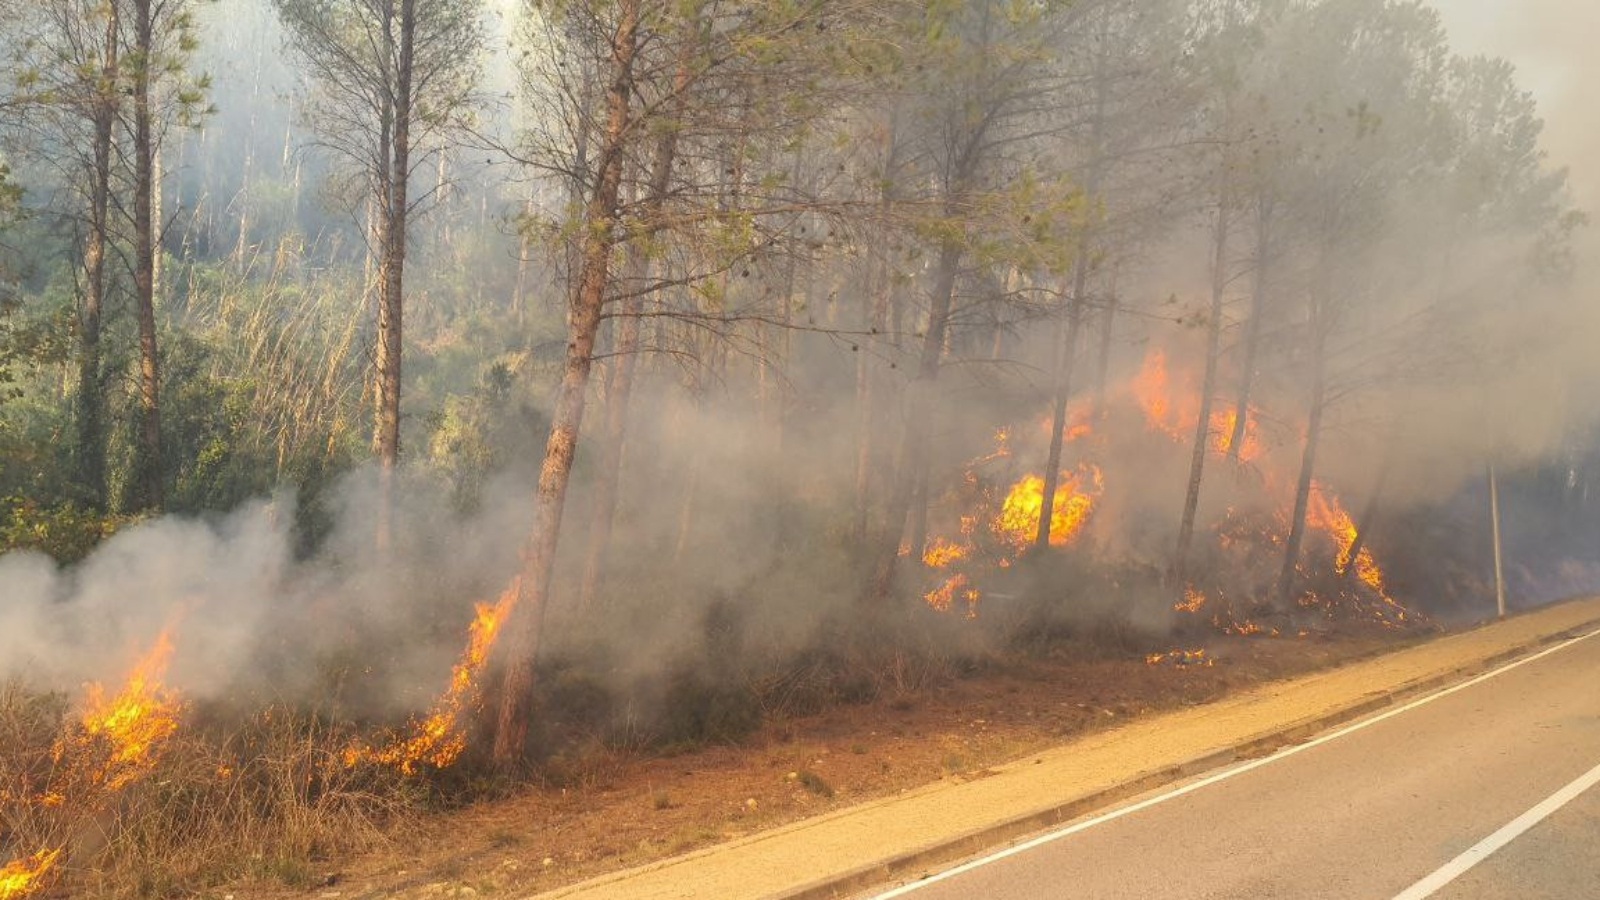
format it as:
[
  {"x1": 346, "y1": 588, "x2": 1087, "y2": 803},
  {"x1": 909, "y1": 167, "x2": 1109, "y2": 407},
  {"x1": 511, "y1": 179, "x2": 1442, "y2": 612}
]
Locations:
[
  {"x1": 994, "y1": 467, "x2": 1103, "y2": 550},
  {"x1": 73, "y1": 629, "x2": 183, "y2": 791},
  {"x1": 344, "y1": 578, "x2": 521, "y2": 775},
  {"x1": 3, "y1": 631, "x2": 185, "y2": 899}
]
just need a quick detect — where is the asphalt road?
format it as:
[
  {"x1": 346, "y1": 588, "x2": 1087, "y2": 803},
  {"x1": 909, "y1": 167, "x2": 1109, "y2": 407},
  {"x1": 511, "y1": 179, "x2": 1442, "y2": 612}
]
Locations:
[{"x1": 864, "y1": 628, "x2": 1600, "y2": 900}]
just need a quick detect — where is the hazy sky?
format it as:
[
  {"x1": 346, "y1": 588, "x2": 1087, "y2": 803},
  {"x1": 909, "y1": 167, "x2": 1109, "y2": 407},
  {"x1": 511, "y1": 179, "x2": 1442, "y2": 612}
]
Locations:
[{"x1": 1432, "y1": 1, "x2": 1600, "y2": 205}]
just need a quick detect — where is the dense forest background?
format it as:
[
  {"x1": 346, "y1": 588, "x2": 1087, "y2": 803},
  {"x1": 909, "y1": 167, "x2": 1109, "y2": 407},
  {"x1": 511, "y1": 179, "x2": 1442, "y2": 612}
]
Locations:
[{"x1": 0, "y1": 0, "x2": 1598, "y2": 786}]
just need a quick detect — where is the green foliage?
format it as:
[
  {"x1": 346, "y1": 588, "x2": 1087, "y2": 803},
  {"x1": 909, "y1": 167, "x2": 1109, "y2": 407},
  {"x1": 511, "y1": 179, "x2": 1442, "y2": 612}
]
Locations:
[{"x1": 0, "y1": 496, "x2": 133, "y2": 562}]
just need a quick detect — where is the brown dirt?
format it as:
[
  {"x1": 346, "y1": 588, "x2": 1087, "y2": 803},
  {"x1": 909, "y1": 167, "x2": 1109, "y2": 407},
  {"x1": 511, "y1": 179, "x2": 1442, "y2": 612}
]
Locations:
[{"x1": 204, "y1": 630, "x2": 1414, "y2": 900}]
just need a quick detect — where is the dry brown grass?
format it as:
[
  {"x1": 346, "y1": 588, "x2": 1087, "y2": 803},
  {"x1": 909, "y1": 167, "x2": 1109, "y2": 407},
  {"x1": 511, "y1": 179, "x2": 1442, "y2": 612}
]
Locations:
[{"x1": 0, "y1": 682, "x2": 422, "y2": 898}]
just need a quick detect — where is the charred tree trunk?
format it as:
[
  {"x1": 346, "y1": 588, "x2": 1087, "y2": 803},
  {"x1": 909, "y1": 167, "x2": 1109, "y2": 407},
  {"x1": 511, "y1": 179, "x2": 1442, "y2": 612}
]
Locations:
[
  {"x1": 131, "y1": 0, "x2": 163, "y2": 512},
  {"x1": 494, "y1": 0, "x2": 639, "y2": 769},
  {"x1": 868, "y1": 239, "x2": 962, "y2": 601},
  {"x1": 1173, "y1": 179, "x2": 1232, "y2": 586}
]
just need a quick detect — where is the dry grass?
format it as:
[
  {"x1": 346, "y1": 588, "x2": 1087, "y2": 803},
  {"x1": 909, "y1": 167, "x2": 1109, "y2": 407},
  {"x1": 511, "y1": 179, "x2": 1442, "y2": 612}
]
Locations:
[{"x1": 0, "y1": 683, "x2": 422, "y2": 898}]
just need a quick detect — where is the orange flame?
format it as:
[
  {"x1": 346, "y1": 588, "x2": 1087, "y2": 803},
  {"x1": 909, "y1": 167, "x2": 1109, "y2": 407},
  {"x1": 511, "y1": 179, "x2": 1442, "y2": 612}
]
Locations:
[
  {"x1": 0, "y1": 850, "x2": 61, "y2": 900},
  {"x1": 345, "y1": 578, "x2": 521, "y2": 775},
  {"x1": 924, "y1": 573, "x2": 969, "y2": 612},
  {"x1": 922, "y1": 538, "x2": 970, "y2": 569},
  {"x1": 994, "y1": 466, "x2": 1103, "y2": 549},
  {"x1": 1212, "y1": 408, "x2": 1264, "y2": 461},
  {"x1": 1306, "y1": 482, "x2": 1387, "y2": 596},
  {"x1": 1146, "y1": 648, "x2": 1213, "y2": 667},
  {"x1": 76, "y1": 629, "x2": 183, "y2": 791},
  {"x1": 1132, "y1": 349, "x2": 1182, "y2": 434},
  {"x1": 1174, "y1": 587, "x2": 1206, "y2": 613},
  {"x1": 1133, "y1": 349, "x2": 1263, "y2": 461}
]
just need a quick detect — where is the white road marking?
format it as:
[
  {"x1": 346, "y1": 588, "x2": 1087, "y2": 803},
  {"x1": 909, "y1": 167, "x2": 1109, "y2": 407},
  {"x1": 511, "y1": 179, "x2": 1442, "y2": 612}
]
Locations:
[
  {"x1": 1390, "y1": 759, "x2": 1600, "y2": 900},
  {"x1": 868, "y1": 625, "x2": 1600, "y2": 899}
]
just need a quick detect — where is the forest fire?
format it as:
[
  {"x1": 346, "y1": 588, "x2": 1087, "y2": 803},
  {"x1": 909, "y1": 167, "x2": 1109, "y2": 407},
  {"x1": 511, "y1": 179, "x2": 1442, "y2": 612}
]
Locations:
[
  {"x1": 344, "y1": 578, "x2": 520, "y2": 775},
  {"x1": 73, "y1": 629, "x2": 183, "y2": 791},
  {"x1": 1146, "y1": 648, "x2": 1213, "y2": 667},
  {"x1": 1132, "y1": 348, "x2": 1264, "y2": 460},
  {"x1": 0, "y1": 850, "x2": 60, "y2": 900},
  {"x1": 922, "y1": 537, "x2": 970, "y2": 569},
  {"x1": 2, "y1": 632, "x2": 186, "y2": 899},
  {"x1": 1175, "y1": 587, "x2": 1207, "y2": 613},
  {"x1": 1307, "y1": 481, "x2": 1386, "y2": 595},
  {"x1": 994, "y1": 466, "x2": 1103, "y2": 549}
]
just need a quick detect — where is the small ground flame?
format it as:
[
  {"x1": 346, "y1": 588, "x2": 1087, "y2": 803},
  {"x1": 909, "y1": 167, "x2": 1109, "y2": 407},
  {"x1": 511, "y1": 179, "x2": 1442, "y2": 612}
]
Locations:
[
  {"x1": 1174, "y1": 587, "x2": 1207, "y2": 614},
  {"x1": 345, "y1": 577, "x2": 521, "y2": 775},
  {"x1": 1146, "y1": 648, "x2": 1213, "y2": 667},
  {"x1": 924, "y1": 573, "x2": 969, "y2": 612},
  {"x1": 922, "y1": 538, "x2": 970, "y2": 569},
  {"x1": 0, "y1": 850, "x2": 61, "y2": 900}
]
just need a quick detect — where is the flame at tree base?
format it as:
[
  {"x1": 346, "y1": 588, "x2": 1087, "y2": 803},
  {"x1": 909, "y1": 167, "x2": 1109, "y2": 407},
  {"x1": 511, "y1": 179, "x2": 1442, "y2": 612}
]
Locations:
[
  {"x1": 995, "y1": 466, "x2": 1102, "y2": 550},
  {"x1": 345, "y1": 577, "x2": 521, "y2": 775}
]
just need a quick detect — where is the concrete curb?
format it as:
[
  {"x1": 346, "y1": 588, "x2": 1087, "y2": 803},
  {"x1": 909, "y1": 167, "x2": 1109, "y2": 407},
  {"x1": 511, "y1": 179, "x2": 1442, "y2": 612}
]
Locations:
[{"x1": 774, "y1": 612, "x2": 1600, "y2": 900}]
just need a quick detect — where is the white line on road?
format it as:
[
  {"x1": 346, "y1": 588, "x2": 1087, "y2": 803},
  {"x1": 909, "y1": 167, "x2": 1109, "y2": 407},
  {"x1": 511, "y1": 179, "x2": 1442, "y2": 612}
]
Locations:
[
  {"x1": 1390, "y1": 759, "x2": 1600, "y2": 899},
  {"x1": 868, "y1": 625, "x2": 1600, "y2": 899}
]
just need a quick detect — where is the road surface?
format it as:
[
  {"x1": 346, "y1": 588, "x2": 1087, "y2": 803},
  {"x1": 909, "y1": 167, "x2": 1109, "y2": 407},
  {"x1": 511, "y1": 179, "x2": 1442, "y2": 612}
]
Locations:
[{"x1": 865, "y1": 627, "x2": 1600, "y2": 900}]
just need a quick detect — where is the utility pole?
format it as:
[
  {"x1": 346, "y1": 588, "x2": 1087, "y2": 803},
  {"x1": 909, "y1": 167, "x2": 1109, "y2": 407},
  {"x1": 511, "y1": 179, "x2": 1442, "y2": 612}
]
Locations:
[{"x1": 1489, "y1": 463, "x2": 1506, "y2": 618}]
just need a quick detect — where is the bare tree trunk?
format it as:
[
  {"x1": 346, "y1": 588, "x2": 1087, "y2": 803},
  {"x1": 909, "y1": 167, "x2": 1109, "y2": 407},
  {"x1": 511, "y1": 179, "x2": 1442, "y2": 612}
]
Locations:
[
  {"x1": 855, "y1": 120, "x2": 898, "y2": 546},
  {"x1": 132, "y1": 0, "x2": 163, "y2": 512},
  {"x1": 1036, "y1": 51, "x2": 1106, "y2": 549},
  {"x1": 1091, "y1": 267, "x2": 1117, "y2": 420},
  {"x1": 868, "y1": 239, "x2": 962, "y2": 601},
  {"x1": 511, "y1": 195, "x2": 534, "y2": 329},
  {"x1": 1034, "y1": 264, "x2": 1086, "y2": 550},
  {"x1": 494, "y1": 0, "x2": 639, "y2": 769},
  {"x1": 77, "y1": 4, "x2": 118, "y2": 509},
  {"x1": 854, "y1": 263, "x2": 891, "y2": 546},
  {"x1": 576, "y1": 284, "x2": 639, "y2": 610},
  {"x1": 1275, "y1": 321, "x2": 1327, "y2": 608},
  {"x1": 1227, "y1": 196, "x2": 1272, "y2": 461},
  {"x1": 373, "y1": 0, "x2": 415, "y2": 549},
  {"x1": 1173, "y1": 179, "x2": 1232, "y2": 586}
]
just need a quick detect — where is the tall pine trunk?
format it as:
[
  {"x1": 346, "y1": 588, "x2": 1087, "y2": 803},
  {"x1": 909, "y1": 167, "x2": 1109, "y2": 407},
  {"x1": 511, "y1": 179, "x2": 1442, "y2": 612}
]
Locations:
[
  {"x1": 1036, "y1": 55, "x2": 1105, "y2": 549},
  {"x1": 77, "y1": 4, "x2": 118, "y2": 509},
  {"x1": 373, "y1": 0, "x2": 414, "y2": 549},
  {"x1": 868, "y1": 239, "x2": 962, "y2": 601},
  {"x1": 494, "y1": 0, "x2": 640, "y2": 769},
  {"x1": 1275, "y1": 311, "x2": 1327, "y2": 608},
  {"x1": 1173, "y1": 176, "x2": 1232, "y2": 586},
  {"x1": 579, "y1": 45, "x2": 693, "y2": 607},
  {"x1": 132, "y1": 0, "x2": 163, "y2": 512},
  {"x1": 1227, "y1": 196, "x2": 1273, "y2": 461},
  {"x1": 854, "y1": 119, "x2": 899, "y2": 546}
]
